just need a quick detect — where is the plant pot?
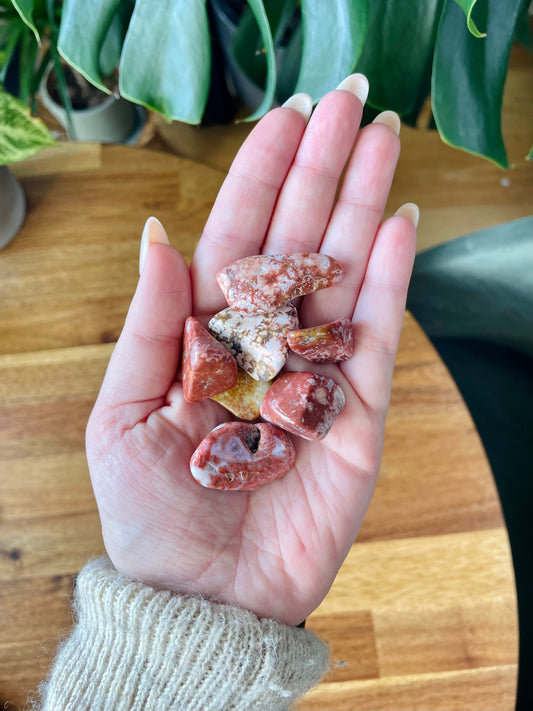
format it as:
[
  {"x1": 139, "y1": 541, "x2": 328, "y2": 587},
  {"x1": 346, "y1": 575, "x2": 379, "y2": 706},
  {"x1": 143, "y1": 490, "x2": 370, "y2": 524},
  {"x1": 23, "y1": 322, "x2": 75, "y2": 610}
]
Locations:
[
  {"x1": 210, "y1": 0, "x2": 297, "y2": 113},
  {"x1": 39, "y1": 65, "x2": 144, "y2": 144},
  {"x1": 210, "y1": 0, "x2": 266, "y2": 112},
  {"x1": 0, "y1": 166, "x2": 26, "y2": 250}
]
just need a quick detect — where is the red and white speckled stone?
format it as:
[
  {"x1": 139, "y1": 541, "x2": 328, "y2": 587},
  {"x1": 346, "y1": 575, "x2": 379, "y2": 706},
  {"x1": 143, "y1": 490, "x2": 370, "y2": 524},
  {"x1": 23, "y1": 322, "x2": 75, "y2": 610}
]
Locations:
[
  {"x1": 208, "y1": 304, "x2": 299, "y2": 381},
  {"x1": 190, "y1": 421, "x2": 295, "y2": 491},
  {"x1": 181, "y1": 317, "x2": 238, "y2": 403},
  {"x1": 216, "y1": 253, "x2": 344, "y2": 315},
  {"x1": 260, "y1": 372, "x2": 345, "y2": 440},
  {"x1": 287, "y1": 318, "x2": 354, "y2": 362}
]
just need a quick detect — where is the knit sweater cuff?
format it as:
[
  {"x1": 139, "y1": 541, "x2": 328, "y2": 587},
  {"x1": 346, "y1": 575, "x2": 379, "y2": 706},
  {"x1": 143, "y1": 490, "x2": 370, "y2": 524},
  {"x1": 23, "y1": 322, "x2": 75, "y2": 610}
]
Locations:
[{"x1": 39, "y1": 557, "x2": 329, "y2": 711}]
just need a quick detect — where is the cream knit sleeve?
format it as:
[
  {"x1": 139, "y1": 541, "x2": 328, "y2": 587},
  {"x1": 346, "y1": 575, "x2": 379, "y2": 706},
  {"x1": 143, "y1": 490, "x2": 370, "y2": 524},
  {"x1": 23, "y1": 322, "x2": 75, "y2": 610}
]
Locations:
[{"x1": 38, "y1": 557, "x2": 329, "y2": 710}]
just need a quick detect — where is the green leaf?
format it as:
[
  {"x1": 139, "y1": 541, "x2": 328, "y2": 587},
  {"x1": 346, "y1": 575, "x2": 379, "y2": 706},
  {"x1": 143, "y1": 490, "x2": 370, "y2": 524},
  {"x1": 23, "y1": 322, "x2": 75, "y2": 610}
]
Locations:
[
  {"x1": 432, "y1": 0, "x2": 526, "y2": 168},
  {"x1": 233, "y1": 0, "x2": 295, "y2": 84},
  {"x1": 11, "y1": 0, "x2": 39, "y2": 42},
  {"x1": 232, "y1": 3, "x2": 270, "y2": 88},
  {"x1": 526, "y1": 145, "x2": 533, "y2": 161},
  {"x1": 50, "y1": 37, "x2": 75, "y2": 137},
  {"x1": 18, "y1": 27, "x2": 37, "y2": 104},
  {"x1": 99, "y1": 9, "x2": 126, "y2": 78},
  {"x1": 58, "y1": 0, "x2": 121, "y2": 93},
  {"x1": 452, "y1": 0, "x2": 486, "y2": 38},
  {"x1": 355, "y1": 0, "x2": 443, "y2": 117},
  {"x1": 0, "y1": 21, "x2": 23, "y2": 83},
  {"x1": 240, "y1": 0, "x2": 277, "y2": 122},
  {"x1": 513, "y1": 4, "x2": 532, "y2": 50},
  {"x1": 0, "y1": 83, "x2": 55, "y2": 164},
  {"x1": 275, "y1": 18, "x2": 302, "y2": 103},
  {"x1": 118, "y1": 0, "x2": 210, "y2": 123},
  {"x1": 294, "y1": 0, "x2": 368, "y2": 102}
]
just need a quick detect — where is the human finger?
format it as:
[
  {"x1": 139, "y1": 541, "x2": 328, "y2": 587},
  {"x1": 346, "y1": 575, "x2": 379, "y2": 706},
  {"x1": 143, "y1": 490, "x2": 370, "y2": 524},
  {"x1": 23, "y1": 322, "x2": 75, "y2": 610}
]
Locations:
[
  {"x1": 341, "y1": 204, "x2": 418, "y2": 418},
  {"x1": 94, "y1": 218, "x2": 192, "y2": 425},
  {"x1": 263, "y1": 74, "x2": 369, "y2": 255},
  {"x1": 300, "y1": 112, "x2": 401, "y2": 327},
  {"x1": 191, "y1": 97, "x2": 312, "y2": 319}
]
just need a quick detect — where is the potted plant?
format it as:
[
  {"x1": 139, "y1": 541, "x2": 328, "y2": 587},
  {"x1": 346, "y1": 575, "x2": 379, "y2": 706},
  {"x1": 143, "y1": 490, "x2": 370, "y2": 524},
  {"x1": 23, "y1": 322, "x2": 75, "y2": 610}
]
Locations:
[
  {"x1": 0, "y1": 0, "x2": 142, "y2": 143},
  {"x1": 0, "y1": 84, "x2": 54, "y2": 248},
  {"x1": 56, "y1": 0, "x2": 531, "y2": 167}
]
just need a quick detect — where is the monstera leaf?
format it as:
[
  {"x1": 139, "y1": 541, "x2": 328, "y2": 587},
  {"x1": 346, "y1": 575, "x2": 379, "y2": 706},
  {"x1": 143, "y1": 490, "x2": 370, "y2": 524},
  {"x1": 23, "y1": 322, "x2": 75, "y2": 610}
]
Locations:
[
  {"x1": 432, "y1": 0, "x2": 527, "y2": 168},
  {"x1": 55, "y1": 0, "x2": 530, "y2": 163},
  {"x1": 59, "y1": 0, "x2": 211, "y2": 124}
]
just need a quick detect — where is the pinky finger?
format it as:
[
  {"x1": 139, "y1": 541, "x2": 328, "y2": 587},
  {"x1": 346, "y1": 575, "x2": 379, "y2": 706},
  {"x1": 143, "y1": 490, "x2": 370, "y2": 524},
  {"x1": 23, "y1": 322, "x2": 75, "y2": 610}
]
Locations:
[{"x1": 341, "y1": 204, "x2": 418, "y2": 418}]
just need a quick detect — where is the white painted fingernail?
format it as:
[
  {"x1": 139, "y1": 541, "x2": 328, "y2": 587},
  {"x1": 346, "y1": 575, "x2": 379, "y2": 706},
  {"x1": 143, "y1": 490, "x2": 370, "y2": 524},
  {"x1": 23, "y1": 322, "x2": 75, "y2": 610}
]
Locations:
[
  {"x1": 372, "y1": 110, "x2": 401, "y2": 135},
  {"x1": 335, "y1": 73, "x2": 369, "y2": 105},
  {"x1": 394, "y1": 203, "x2": 420, "y2": 228},
  {"x1": 281, "y1": 93, "x2": 313, "y2": 123},
  {"x1": 139, "y1": 216, "x2": 170, "y2": 274}
]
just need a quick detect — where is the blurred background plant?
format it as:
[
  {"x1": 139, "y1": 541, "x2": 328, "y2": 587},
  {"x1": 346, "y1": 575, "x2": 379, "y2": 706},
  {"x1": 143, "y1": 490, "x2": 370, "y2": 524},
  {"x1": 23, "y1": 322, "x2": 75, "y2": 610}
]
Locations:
[
  {"x1": 1, "y1": 0, "x2": 531, "y2": 166},
  {"x1": 0, "y1": 0, "x2": 134, "y2": 162},
  {"x1": 0, "y1": 83, "x2": 53, "y2": 163},
  {"x1": 56, "y1": 0, "x2": 532, "y2": 168},
  {"x1": 0, "y1": 0, "x2": 73, "y2": 150}
]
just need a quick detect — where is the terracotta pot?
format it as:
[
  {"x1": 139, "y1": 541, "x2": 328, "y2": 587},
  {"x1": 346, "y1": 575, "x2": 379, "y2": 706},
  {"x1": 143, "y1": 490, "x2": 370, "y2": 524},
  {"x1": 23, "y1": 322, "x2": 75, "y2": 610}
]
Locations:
[{"x1": 0, "y1": 165, "x2": 26, "y2": 249}]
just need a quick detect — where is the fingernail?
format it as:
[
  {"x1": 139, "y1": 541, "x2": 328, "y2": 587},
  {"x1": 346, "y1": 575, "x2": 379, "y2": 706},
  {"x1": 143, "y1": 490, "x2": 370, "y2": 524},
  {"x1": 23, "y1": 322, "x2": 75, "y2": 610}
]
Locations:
[
  {"x1": 139, "y1": 216, "x2": 170, "y2": 274},
  {"x1": 281, "y1": 93, "x2": 313, "y2": 123},
  {"x1": 394, "y1": 202, "x2": 420, "y2": 228},
  {"x1": 335, "y1": 73, "x2": 369, "y2": 105},
  {"x1": 372, "y1": 110, "x2": 401, "y2": 135}
]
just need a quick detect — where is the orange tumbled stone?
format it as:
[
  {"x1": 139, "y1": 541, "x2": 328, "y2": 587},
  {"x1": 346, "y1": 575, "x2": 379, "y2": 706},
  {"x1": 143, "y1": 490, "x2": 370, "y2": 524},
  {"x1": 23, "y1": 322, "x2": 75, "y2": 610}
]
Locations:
[
  {"x1": 287, "y1": 318, "x2": 354, "y2": 362},
  {"x1": 211, "y1": 369, "x2": 272, "y2": 420},
  {"x1": 181, "y1": 316, "x2": 238, "y2": 403}
]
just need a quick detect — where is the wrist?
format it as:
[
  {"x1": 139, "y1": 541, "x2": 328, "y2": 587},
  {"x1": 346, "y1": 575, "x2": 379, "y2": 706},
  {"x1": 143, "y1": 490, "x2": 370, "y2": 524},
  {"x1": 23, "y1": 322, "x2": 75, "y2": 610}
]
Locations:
[{"x1": 40, "y1": 557, "x2": 328, "y2": 711}]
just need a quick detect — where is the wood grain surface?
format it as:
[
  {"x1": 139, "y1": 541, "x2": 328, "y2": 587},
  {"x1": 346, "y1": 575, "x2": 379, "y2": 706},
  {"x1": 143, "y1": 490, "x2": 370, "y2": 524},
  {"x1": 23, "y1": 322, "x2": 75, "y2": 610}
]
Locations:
[{"x1": 2, "y1": 46, "x2": 530, "y2": 705}]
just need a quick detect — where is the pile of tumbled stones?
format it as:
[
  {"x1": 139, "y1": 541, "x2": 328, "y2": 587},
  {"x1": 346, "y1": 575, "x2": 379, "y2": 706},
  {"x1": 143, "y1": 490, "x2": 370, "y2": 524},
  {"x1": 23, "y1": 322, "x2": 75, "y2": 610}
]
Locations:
[{"x1": 182, "y1": 253, "x2": 354, "y2": 491}]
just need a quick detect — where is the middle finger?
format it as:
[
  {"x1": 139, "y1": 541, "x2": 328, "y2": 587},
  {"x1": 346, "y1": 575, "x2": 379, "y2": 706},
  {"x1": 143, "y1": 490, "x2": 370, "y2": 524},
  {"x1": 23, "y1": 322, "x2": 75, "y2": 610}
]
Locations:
[{"x1": 262, "y1": 74, "x2": 369, "y2": 255}]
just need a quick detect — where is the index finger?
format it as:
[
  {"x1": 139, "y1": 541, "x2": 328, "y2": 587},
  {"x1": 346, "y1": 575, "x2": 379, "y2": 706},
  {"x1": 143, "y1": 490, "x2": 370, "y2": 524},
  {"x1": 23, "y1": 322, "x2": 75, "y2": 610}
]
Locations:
[{"x1": 190, "y1": 99, "x2": 310, "y2": 318}]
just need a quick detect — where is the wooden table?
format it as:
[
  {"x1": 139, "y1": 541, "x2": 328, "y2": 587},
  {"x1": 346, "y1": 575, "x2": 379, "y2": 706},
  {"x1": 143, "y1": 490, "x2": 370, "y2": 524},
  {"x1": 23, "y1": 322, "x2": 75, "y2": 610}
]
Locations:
[{"x1": 0, "y1": 143, "x2": 518, "y2": 710}]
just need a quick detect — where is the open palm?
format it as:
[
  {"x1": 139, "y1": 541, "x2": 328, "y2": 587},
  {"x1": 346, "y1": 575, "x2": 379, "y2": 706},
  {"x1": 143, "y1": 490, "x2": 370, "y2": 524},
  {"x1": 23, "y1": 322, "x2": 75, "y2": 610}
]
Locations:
[{"x1": 86, "y1": 81, "x2": 416, "y2": 626}]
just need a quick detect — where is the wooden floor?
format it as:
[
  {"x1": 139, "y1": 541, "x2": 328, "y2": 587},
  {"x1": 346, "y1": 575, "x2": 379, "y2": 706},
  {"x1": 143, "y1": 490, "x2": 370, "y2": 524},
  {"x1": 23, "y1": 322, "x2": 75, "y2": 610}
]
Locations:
[{"x1": 0, "y1": 43, "x2": 530, "y2": 711}]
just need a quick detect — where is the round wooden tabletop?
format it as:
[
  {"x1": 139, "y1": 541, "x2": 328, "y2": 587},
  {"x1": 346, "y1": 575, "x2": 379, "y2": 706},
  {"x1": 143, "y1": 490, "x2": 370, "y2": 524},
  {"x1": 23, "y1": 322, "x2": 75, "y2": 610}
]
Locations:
[{"x1": 0, "y1": 143, "x2": 517, "y2": 710}]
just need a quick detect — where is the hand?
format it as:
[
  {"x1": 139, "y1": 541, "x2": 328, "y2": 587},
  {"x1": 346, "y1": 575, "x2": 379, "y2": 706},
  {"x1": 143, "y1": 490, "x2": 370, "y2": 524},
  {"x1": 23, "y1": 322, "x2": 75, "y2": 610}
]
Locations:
[{"x1": 86, "y1": 77, "x2": 417, "y2": 626}]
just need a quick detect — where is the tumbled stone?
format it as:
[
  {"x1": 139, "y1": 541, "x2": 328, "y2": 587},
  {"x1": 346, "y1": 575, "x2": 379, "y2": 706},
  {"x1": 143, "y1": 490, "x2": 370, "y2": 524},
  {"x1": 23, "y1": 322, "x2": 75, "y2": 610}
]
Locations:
[
  {"x1": 211, "y1": 369, "x2": 272, "y2": 420},
  {"x1": 287, "y1": 318, "x2": 354, "y2": 362},
  {"x1": 260, "y1": 372, "x2": 345, "y2": 441},
  {"x1": 181, "y1": 316, "x2": 238, "y2": 403},
  {"x1": 208, "y1": 304, "x2": 299, "y2": 381},
  {"x1": 216, "y1": 253, "x2": 344, "y2": 315},
  {"x1": 190, "y1": 421, "x2": 295, "y2": 491}
]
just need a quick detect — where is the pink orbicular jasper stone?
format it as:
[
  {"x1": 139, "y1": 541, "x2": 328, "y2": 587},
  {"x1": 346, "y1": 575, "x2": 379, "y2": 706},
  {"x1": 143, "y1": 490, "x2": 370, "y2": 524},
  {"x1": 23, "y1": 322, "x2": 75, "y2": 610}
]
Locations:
[
  {"x1": 216, "y1": 253, "x2": 344, "y2": 315},
  {"x1": 287, "y1": 318, "x2": 354, "y2": 362},
  {"x1": 181, "y1": 316, "x2": 238, "y2": 403},
  {"x1": 260, "y1": 372, "x2": 345, "y2": 441},
  {"x1": 190, "y1": 421, "x2": 295, "y2": 491},
  {"x1": 208, "y1": 304, "x2": 298, "y2": 381}
]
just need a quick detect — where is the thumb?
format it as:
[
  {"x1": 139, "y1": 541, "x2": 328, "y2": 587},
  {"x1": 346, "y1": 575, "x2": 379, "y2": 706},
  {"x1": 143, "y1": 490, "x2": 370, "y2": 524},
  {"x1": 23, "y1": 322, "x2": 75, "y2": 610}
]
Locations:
[{"x1": 96, "y1": 217, "x2": 192, "y2": 421}]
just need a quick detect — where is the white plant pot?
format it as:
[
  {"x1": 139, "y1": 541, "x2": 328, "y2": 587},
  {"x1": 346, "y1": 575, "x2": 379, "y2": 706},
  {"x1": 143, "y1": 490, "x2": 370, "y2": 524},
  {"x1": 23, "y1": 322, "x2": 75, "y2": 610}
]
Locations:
[
  {"x1": 0, "y1": 165, "x2": 26, "y2": 250},
  {"x1": 39, "y1": 65, "x2": 143, "y2": 143}
]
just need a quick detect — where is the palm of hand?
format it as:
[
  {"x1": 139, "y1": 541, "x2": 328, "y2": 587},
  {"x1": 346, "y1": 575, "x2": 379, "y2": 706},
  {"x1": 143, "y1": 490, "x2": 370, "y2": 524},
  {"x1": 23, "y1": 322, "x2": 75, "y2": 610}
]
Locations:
[{"x1": 87, "y1": 89, "x2": 415, "y2": 626}]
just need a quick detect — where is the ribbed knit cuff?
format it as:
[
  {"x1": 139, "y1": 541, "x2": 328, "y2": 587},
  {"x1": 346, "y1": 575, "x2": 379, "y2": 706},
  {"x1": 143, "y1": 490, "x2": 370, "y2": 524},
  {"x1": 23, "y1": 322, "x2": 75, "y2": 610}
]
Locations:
[{"x1": 39, "y1": 557, "x2": 328, "y2": 711}]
